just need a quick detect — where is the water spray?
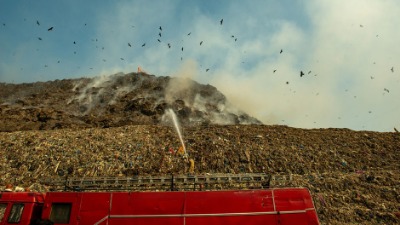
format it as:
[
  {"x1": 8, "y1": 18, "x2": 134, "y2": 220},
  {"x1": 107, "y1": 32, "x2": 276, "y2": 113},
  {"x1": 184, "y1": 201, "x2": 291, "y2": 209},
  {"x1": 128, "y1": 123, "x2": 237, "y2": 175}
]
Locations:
[{"x1": 167, "y1": 108, "x2": 187, "y2": 157}]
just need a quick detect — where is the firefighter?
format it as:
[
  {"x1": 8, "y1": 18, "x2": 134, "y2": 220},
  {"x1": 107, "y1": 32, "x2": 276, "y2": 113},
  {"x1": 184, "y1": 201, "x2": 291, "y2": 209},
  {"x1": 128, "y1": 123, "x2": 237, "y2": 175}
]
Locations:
[
  {"x1": 4, "y1": 184, "x2": 13, "y2": 192},
  {"x1": 177, "y1": 146, "x2": 185, "y2": 156},
  {"x1": 189, "y1": 158, "x2": 195, "y2": 174}
]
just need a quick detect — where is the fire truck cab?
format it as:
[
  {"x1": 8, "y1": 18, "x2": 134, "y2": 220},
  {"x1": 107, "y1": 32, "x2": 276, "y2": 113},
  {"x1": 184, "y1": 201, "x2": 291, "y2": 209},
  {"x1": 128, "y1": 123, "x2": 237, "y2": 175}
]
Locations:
[{"x1": 0, "y1": 192, "x2": 44, "y2": 225}]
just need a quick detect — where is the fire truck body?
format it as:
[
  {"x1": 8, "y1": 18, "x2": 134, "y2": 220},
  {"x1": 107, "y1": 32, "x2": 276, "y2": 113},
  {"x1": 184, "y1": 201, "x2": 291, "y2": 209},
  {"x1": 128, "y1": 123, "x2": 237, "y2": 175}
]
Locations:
[{"x1": 1, "y1": 188, "x2": 319, "y2": 225}]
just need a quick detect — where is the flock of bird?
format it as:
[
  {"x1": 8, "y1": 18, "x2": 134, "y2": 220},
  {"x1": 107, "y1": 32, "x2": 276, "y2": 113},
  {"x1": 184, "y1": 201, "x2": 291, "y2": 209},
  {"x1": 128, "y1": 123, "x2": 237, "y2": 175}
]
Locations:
[
  {"x1": 1, "y1": 17, "x2": 396, "y2": 94},
  {"x1": 24, "y1": 18, "x2": 233, "y2": 73}
]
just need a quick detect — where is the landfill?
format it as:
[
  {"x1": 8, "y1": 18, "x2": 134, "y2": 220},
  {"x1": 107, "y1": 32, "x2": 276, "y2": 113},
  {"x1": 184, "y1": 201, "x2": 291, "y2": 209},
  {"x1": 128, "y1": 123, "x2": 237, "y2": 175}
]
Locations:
[
  {"x1": 0, "y1": 74, "x2": 399, "y2": 224},
  {"x1": 0, "y1": 125, "x2": 399, "y2": 224}
]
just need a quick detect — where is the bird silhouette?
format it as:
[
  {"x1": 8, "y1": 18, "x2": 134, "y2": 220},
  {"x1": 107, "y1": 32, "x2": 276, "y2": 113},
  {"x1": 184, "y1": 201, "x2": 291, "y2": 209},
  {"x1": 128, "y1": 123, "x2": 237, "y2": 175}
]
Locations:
[
  {"x1": 308, "y1": 71, "x2": 311, "y2": 74},
  {"x1": 128, "y1": 43, "x2": 131, "y2": 47},
  {"x1": 159, "y1": 26, "x2": 162, "y2": 31},
  {"x1": 38, "y1": 37, "x2": 42, "y2": 40},
  {"x1": 220, "y1": 19, "x2": 223, "y2": 25},
  {"x1": 235, "y1": 38, "x2": 237, "y2": 42},
  {"x1": 168, "y1": 43, "x2": 171, "y2": 48},
  {"x1": 159, "y1": 32, "x2": 161, "y2": 37},
  {"x1": 73, "y1": 41, "x2": 76, "y2": 44},
  {"x1": 300, "y1": 71, "x2": 305, "y2": 77},
  {"x1": 384, "y1": 88, "x2": 389, "y2": 93},
  {"x1": 187, "y1": 32, "x2": 191, "y2": 36},
  {"x1": 120, "y1": 58, "x2": 124, "y2": 60},
  {"x1": 157, "y1": 39, "x2": 161, "y2": 42},
  {"x1": 280, "y1": 49, "x2": 283, "y2": 54},
  {"x1": 206, "y1": 68, "x2": 210, "y2": 72},
  {"x1": 181, "y1": 47, "x2": 183, "y2": 51},
  {"x1": 273, "y1": 70, "x2": 277, "y2": 73},
  {"x1": 47, "y1": 27, "x2": 53, "y2": 31},
  {"x1": 200, "y1": 41, "x2": 203, "y2": 45},
  {"x1": 391, "y1": 67, "x2": 394, "y2": 72},
  {"x1": 36, "y1": 20, "x2": 40, "y2": 26},
  {"x1": 142, "y1": 43, "x2": 146, "y2": 47}
]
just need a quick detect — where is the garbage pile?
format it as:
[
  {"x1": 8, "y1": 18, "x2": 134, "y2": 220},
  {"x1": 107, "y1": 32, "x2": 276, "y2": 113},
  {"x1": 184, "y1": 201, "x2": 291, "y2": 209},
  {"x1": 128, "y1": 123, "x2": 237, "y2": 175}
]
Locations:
[
  {"x1": 0, "y1": 125, "x2": 399, "y2": 224},
  {"x1": 0, "y1": 73, "x2": 260, "y2": 132}
]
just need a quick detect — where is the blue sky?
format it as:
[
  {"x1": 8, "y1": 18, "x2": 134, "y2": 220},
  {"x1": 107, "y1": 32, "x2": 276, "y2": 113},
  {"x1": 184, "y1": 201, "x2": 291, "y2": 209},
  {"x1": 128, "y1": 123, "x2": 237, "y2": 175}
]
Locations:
[{"x1": 1, "y1": 0, "x2": 399, "y2": 132}]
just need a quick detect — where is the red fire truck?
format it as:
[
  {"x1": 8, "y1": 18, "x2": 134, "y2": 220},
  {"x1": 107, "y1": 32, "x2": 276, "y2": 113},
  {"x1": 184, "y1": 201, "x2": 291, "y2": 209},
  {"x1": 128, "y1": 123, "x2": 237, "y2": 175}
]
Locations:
[{"x1": 0, "y1": 173, "x2": 320, "y2": 225}]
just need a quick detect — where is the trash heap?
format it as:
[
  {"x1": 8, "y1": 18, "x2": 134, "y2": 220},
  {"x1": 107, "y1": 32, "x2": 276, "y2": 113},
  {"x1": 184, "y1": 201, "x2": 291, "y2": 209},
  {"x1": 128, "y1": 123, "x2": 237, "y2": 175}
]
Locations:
[{"x1": 0, "y1": 125, "x2": 399, "y2": 224}]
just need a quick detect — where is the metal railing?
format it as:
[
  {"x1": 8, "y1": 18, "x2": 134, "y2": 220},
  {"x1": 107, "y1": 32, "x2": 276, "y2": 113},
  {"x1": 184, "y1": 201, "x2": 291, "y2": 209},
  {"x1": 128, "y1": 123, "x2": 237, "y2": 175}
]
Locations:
[{"x1": 41, "y1": 173, "x2": 292, "y2": 192}]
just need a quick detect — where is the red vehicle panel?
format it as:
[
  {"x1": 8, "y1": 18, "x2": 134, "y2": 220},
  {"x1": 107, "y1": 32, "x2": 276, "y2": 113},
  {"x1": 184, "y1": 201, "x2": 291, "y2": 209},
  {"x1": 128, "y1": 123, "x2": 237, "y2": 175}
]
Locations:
[{"x1": 38, "y1": 188, "x2": 319, "y2": 225}]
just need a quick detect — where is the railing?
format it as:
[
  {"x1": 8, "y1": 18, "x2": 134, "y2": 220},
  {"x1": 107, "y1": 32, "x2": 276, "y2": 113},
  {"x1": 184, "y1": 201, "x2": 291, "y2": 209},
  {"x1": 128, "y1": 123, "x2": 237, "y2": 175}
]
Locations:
[{"x1": 41, "y1": 173, "x2": 292, "y2": 192}]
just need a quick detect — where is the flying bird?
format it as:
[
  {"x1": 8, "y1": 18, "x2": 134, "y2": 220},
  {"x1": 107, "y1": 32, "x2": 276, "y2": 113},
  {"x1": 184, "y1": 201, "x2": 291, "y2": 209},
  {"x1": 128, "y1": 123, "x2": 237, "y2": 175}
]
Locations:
[
  {"x1": 206, "y1": 68, "x2": 210, "y2": 72},
  {"x1": 181, "y1": 47, "x2": 183, "y2": 51},
  {"x1": 73, "y1": 41, "x2": 76, "y2": 44},
  {"x1": 157, "y1": 39, "x2": 161, "y2": 42},
  {"x1": 2, "y1": 23, "x2": 5, "y2": 26},
  {"x1": 38, "y1": 37, "x2": 42, "y2": 40},
  {"x1": 308, "y1": 71, "x2": 312, "y2": 74},
  {"x1": 391, "y1": 67, "x2": 394, "y2": 72},
  {"x1": 384, "y1": 88, "x2": 389, "y2": 93},
  {"x1": 273, "y1": 70, "x2": 277, "y2": 73},
  {"x1": 280, "y1": 49, "x2": 283, "y2": 54},
  {"x1": 128, "y1": 43, "x2": 131, "y2": 47},
  {"x1": 187, "y1": 32, "x2": 191, "y2": 36},
  {"x1": 159, "y1": 32, "x2": 161, "y2": 37},
  {"x1": 200, "y1": 41, "x2": 203, "y2": 45},
  {"x1": 235, "y1": 38, "x2": 237, "y2": 41},
  {"x1": 300, "y1": 71, "x2": 305, "y2": 77},
  {"x1": 120, "y1": 58, "x2": 124, "y2": 60},
  {"x1": 159, "y1": 26, "x2": 162, "y2": 31},
  {"x1": 36, "y1": 20, "x2": 40, "y2": 25},
  {"x1": 142, "y1": 43, "x2": 146, "y2": 47},
  {"x1": 47, "y1": 27, "x2": 53, "y2": 31},
  {"x1": 220, "y1": 19, "x2": 223, "y2": 25},
  {"x1": 168, "y1": 43, "x2": 171, "y2": 48}
]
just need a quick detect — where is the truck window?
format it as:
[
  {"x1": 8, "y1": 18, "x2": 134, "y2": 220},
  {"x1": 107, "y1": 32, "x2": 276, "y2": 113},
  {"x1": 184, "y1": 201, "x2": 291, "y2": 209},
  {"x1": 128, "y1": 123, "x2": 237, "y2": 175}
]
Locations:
[
  {"x1": 8, "y1": 203, "x2": 24, "y2": 223},
  {"x1": 0, "y1": 203, "x2": 7, "y2": 222},
  {"x1": 50, "y1": 203, "x2": 72, "y2": 224}
]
